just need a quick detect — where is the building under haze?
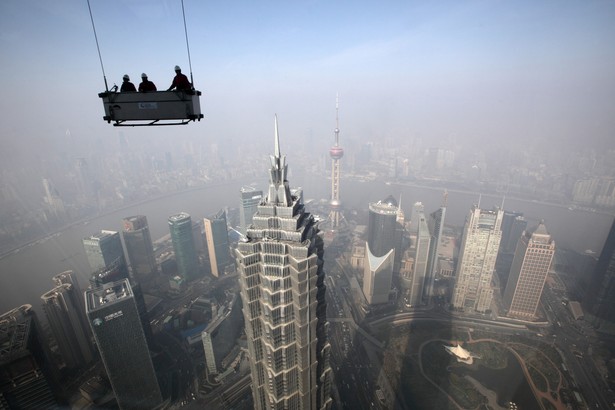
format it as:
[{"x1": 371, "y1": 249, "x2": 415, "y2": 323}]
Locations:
[
  {"x1": 0, "y1": 305, "x2": 60, "y2": 409},
  {"x1": 239, "y1": 186, "x2": 263, "y2": 235},
  {"x1": 452, "y1": 206, "x2": 504, "y2": 313},
  {"x1": 85, "y1": 279, "x2": 162, "y2": 410},
  {"x1": 402, "y1": 202, "x2": 431, "y2": 307},
  {"x1": 425, "y1": 196, "x2": 447, "y2": 301},
  {"x1": 363, "y1": 196, "x2": 399, "y2": 305},
  {"x1": 41, "y1": 283, "x2": 94, "y2": 369},
  {"x1": 122, "y1": 215, "x2": 157, "y2": 284},
  {"x1": 83, "y1": 230, "x2": 129, "y2": 286},
  {"x1": 235, "y1": 118, "x2": 332, "y2": 409},
  {"x1": 204, "y1": 209, "x2": 231, "y2": 277},
  {"x1": 168, "y1": 212, "x2": 200, "y2": 281},
  {"x1": 584, "y1": 218, "x2": 615, "y2": 330},
  {"x1": 500, "y1": 211, "x2": 527, "y2": 254},
  {"x1": 327, "y1": 95, "x2": 345, "y2": 229},
  {"x1": 502, "y1": 222, "x2": 555, "y2": 319}
]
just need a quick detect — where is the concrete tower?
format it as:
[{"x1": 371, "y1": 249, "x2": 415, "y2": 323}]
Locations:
[
  {"x1": 502, "y1": 222, "x2": 555, "y2": 319},
  {"x1": 85, "y1": 280, "x2": 162, "y2": 410},
  {"x1": 327, "y1": 95, "x2": 344, "y2": 229},
  {"x1": 235, "y1": 116, "x2": 332, "y2": 410},
  {"x1": 403, "y1": 202, "x2": 431, "y2": 307},
  {"x1": 452, "y1": 205, "x2": 504, "y2": 313},
  {"x1": 584, "y1": 218, "x2": 615, "y2": 329}
]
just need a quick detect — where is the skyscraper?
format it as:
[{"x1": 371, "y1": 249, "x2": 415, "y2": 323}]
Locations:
[
  {"x1": 500, "y1": 211, "x2": 527, "y2": 254},
  {"x1": 122, "y1": 215, "x2": 157, "y2": 284},
  {"x1": 402, "y1": 202, "x2": 431, "y2": 307},
  {"x1": 85, "y1": 279, "x2": 162, "y2": 410},
  {"x1": 83, "y1": 230, "x2": 129, "y2": 286},
  {"x1": 41, "y1": 283, "x2": 94, "y2": 369},
  {"x1": 367, "y1": 196, "x2": 399, "y2": 257},
  {"x1": 0, "y1": 305, "x2": 60, "y2": 409},
  {"x1": 363, "y1": 196, "x2": 399, "y2": 305},
  {"x1": 204, "y1": 210, "x2": 231, "y2": 277},
  {"x1": 364, "y1": 246, "x2": 396, "y2": 305},
  {"x1": 240, "y1": 186, "x2": 263, "y2": 235},
  {"x1": 584, "y1": 218, "x2": 615, "y2": 329},
  {"x1": 168, "y1": 212, "x2": 200, "y2": 280},
  {"x1": 328, "y1": 95, "x2": 345, "y2": 229},
  {"x1": 425, "y1": 193, "x2": 447, "y2": 301},
  {"x1": 452, "y1": 206, "x2": 504, "y2": 313},
  {"x1": 235, "y1": 117, "x2": 332, "y2": 409},
  {"x1": 502, "y1": 222, "x2": 555, "y2": 319}
]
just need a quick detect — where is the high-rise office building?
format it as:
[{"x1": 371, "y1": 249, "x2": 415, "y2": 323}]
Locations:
[
  {"x1": 83, "y1": 230, "x2": 129, "y2": 286},
  {"x1": 235, "y1": 117, "x2": 332, "y2": 409},
  {"x1": 85, "y1": 280, "x2": 162, "y2": 410},
  {"x1": 363, "y1": 196, "x2": 399, "y2": 305},
  {"x1": 502, "y1": 222, "x2": 555, "y2": 319},
  {"x1": 425, "y1": 194, "x2": 447, "y2": 301},
  {"x1": 328, "y1": 95, "x2": 345, "y2": 229},
  {"x1": 0, "y1": 305, "x2": 60, "y2": 409},
  {"x1": 452, "y1": 206, "x2": 504, "y2": 313},
  {"x1": 41, "y1": 283, "x2": 94, "y2": 369},
  {"x1": 500, "y1": 211, "x2": 527, "y2": 254},
  {"x1": 122, "y1": 216, "x2": 157, "y2": 284},
  {"x1": 364, "y1": 245, "x2": 396, "y2": 305},
  {"x1": 204, "y1": 210, "x2": 231, "y2": 278},
  {"x1": 584, "y1": 218, "x2": 615, "y2": 329},
  {"x1": 240, "y1": 186, "x2": 263, "y2": 235},
  {"x1": 168, "y1": 212, "x2": 200, "y2": 281},
  {"x1": 367, "y1": 196, "x2": 399, "y2": 257},
  {"x1": 402, "y1": 202, "x2": 431, "y2": 307}
]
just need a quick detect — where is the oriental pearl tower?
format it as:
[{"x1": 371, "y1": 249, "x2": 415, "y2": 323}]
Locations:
[{"x1": 328, "y1": 95, "x2": 345, "y2": 229}]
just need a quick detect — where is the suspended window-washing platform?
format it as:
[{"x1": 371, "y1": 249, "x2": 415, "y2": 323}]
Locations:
[{"x1": 99, "y1": 90, "x2": 203, "y2": 126}]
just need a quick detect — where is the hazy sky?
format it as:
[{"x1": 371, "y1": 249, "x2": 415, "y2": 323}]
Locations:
[{"x1": 1, "y1": 0, "x2": 614, "y2": 153}]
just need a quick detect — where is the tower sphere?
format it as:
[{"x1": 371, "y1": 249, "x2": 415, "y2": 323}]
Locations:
[
  {"x1": 330, "y1": 146, "x2": 344, "y2": 159},
  {"x1": 330, "y1": 199, "x2": 341, "y2": 209}
]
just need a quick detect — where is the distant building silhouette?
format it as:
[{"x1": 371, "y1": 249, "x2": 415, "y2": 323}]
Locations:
[
  {"x1": 239, "y1": 186, "x2": 263, "y2": 235},
  {"x1": 85, "y1": 280, "x2": 162, "y2": 410},
  {"x1": 122, "y1": 216, "x2": 157, "y2": 284},
  {"x1": 452, "y1": 206, "x2": 503, "y2": 313},
  {"x1": 502, "y1": 222, "x2": 555, "y2": 319},
  {"x1": 168, "y1": 212, "x2": 200, "y2": 281},
  {"x1": 0, "y1": 305, "x2": 60, "y2": 409},
  {"x1": 204, "y1": 210, "x2": 231, "y2": 277},
  {"x1": 235, "y1": 117, "x2": 332, "y2": 409}
]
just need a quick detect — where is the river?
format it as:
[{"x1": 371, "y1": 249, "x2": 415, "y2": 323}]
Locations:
[{"x1": 1, "y1": 172, "x2": 613, "y2": 314}]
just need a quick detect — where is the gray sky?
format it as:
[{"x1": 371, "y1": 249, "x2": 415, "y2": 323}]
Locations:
[{"x1": 1, "y1": 0, "x2": 614, "y2": 160}]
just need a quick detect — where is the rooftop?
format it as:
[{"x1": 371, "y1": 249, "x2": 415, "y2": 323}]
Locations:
[{"x1": 86, "y1": 279, "x2": 133, "y2": 312}]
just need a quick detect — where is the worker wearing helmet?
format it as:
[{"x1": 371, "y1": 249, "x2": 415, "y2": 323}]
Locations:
[
  {"x1": 167, "y1": 65, "x2": 192, "y2": 92},
  {"x1": 120, "y1": 74, "x2": 136, "y2": 92},
  {"x1": 138, "y1": 73, "x2": 157, "y2": 92}
]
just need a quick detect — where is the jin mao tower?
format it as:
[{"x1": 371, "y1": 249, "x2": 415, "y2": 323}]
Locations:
[{"x1": 235, "y1": 117, "x2": 332, "y2": 410}]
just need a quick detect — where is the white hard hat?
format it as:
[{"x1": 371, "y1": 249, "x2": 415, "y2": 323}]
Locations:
[
  {"x1": 174, "y1": 65, "x2": 181, "y2": 71},
  {"x1": 141, "y1": 73, "x2": 147, "y2": 78},
  {"x1": 123, "y1": 74, "x2": 130, "y2": 80}
]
